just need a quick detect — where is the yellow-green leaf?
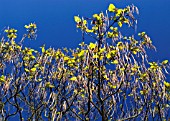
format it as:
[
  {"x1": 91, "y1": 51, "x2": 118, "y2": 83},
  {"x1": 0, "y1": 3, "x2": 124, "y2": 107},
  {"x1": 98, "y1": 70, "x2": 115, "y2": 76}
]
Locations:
[
  {"x1": 64, "y1": 56, "x2": 70, "y2": 61},
  {"x1": 117, "y1": 42, "x2": 124, "y2": 50},
  {"x1": 108, "y1": 82, "x2": 116, "y2": 89},
  {"x1": 106, "y1": 53, "x2": 111, "y2": 59},
  {"x1": 74, "y1": 16, "x2": 81, "y2": 23},
  {"x1": 37, "y1": 78, "x2": 42, "y2": 82},
  {"x1": 34, "y1": 64, "x2": 39, "y2": 68},
  {"x1": 40, "y1": 45, "x2": 45, "y2": 53},
  {"x1": 140, "y1": 90, "x2": 148, "y2": 95},
  {"x1": 30, "y1": 68, "x2": 36, "y2": 72},
  {"x1": 128, "y1": 93, "x2": 133, "y2": 96},
  {"x1": 70, "y1": 76, "x2": 77, "y2": 81},
  {"x1": 164, "y1": 81, "x2": 170, "y2": 87},
  {"x1": 23, "y1": 56, "x2": 29, "y2": 61},
  {"x1": 111, "y1": 60, "x2": 119, "y2": 64},
  {"x1": 93, "y1": 14, "x2": 100, "y2": 20},
  {"x1": 89, "y1": 42, "x2": 96, "y2": 50},
  {"x1": 45, "y1": 82, "x2": 55, "y2": 88},
  {"x1": 86, "y1": 29, "x2": 93, "y2": 33},
  {"x1": 118, "y1": 21, "x2": 122, "y2": 27},
  {"x1": 4, "y1": 29, "x2": 9, "y2": 33},
  {"x1": 24, "y1": 25, "x2": 29, "y2": 29},
  {"x1": 0, "y1": 75, "x2": 5, "y2": 82},
  {"x1": 108, "y1": 4, "x2": 116, "y2": 12},
  {"x1": 78, "y1": 50, "x2": 85, "y2": 57},
  {"x1": 162, "y1": 60, "x2": 168, "y2": 65},
  {"x1": 83, "y1": 20, "x2": 87, "y2": 25},
  {"x1": 25, "y1": 68, "x2": 30, "y2": 72},
  {"x1": 30, "y1": 55, "x2": 35, "y2": 60}
]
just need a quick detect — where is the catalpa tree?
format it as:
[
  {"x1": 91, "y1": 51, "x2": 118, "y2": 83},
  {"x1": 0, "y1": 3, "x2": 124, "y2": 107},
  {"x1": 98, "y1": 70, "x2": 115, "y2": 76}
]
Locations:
[{"x1": 0, "y1": 3, "x2": 170, "y2": 121}]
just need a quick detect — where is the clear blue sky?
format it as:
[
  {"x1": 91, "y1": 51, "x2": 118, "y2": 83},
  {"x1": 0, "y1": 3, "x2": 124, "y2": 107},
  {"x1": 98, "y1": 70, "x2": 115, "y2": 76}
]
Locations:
[
  {"x1": 0, "y1": 0, "x2": 169, "y2": 61},
  {"x1": 0, "y1": 1, "x2": 170, "y2": 120}
]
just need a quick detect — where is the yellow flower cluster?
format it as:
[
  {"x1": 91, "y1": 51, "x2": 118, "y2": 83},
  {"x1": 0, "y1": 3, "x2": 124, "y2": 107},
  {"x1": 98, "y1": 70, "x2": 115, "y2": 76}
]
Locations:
[
  {"x1": 24, "y1": 23, "x2": 37, "y2": 29},
  {"x1": 4, "y1": 28, "x2": 17, "y2": 39}
]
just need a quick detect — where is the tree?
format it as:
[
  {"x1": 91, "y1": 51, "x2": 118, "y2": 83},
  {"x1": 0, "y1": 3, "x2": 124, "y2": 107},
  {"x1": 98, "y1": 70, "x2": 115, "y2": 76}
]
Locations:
[{"x1": 0, "y1": 3, "x2": 170, "y2": 121}]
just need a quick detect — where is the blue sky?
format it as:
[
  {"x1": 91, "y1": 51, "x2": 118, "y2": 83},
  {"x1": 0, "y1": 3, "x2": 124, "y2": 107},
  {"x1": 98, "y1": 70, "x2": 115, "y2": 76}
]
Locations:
[
  {"x1": 0, "y1": 1, "x2": 170, "y2": 120},
  {"x1": 0, "y1": 0, "x2": 170, "y2": 61}
]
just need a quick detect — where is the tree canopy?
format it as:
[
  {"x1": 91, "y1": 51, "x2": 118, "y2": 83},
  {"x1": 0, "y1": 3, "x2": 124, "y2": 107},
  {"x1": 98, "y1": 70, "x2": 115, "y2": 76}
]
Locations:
[{"x1": 0, "y1": 3, "x2": 170, "y2": 121}]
